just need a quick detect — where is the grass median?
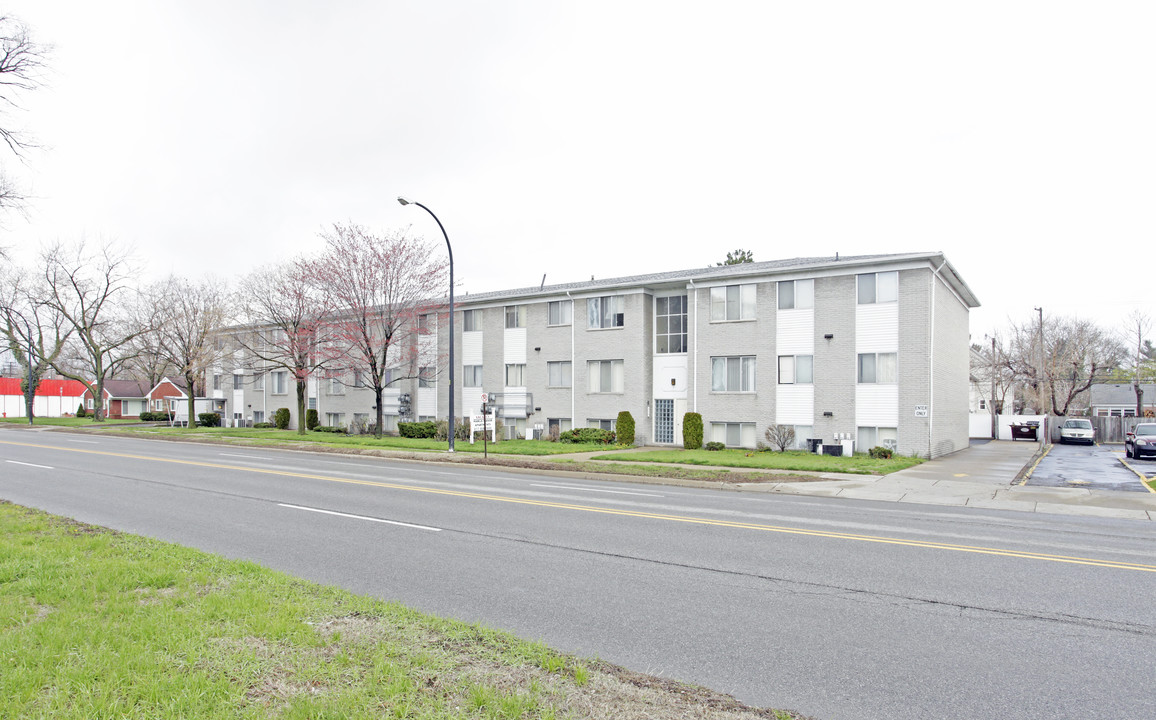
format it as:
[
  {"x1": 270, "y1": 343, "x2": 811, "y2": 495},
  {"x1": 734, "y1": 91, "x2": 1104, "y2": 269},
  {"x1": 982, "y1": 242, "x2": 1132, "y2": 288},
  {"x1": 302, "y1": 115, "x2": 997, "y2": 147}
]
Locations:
[
  {"x1": 0, "y1": 502, "x2": 806, "y2": 720},
  {"x1": 588, "y1": 449, "x2": 924, "y2": 475},
  {"x1": 0, "y1": 417, "x2": 140, "y2": 427}
]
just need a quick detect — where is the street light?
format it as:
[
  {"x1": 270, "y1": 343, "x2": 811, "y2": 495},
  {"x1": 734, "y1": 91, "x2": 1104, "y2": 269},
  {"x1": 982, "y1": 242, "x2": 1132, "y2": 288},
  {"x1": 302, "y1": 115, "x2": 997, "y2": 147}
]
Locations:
[{"x1": 398, "y1": 196, "x2": 455, "y2": 452}]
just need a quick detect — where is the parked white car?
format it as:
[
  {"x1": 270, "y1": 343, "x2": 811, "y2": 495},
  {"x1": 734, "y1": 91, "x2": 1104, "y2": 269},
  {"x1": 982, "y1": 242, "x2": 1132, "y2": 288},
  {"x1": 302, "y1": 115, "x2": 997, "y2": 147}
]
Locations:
[{"x1": 1058, "y1": 418, "x2": 1095, "y2": 445}]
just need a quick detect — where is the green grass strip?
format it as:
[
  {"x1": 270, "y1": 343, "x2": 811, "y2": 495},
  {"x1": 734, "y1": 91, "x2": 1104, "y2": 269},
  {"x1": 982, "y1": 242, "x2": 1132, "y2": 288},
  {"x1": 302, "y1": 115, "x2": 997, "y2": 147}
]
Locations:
[{"x1": 587, "y1": 448, "x2": 924, "y2": 475}]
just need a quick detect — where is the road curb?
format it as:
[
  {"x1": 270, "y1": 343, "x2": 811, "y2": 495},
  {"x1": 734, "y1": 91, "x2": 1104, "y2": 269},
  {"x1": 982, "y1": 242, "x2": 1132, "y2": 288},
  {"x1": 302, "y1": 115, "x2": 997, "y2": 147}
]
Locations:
[{"x1": 1015, "y1": 443, "x2": 1050, "y2": 485}]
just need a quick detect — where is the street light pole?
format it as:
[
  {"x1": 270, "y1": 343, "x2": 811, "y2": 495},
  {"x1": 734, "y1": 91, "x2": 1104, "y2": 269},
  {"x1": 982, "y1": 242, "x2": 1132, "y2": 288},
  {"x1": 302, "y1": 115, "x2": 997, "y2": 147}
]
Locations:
[{"x1": 398, "y1": 196, "x2": 455, "y2": 452}]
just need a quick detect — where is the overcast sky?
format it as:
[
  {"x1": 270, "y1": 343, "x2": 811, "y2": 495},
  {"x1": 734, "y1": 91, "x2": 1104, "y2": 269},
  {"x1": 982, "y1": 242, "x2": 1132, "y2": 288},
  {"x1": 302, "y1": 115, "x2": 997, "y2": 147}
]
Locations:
[{"x1": 2, "y1": 1, "x2": 1153, "y2": 343}]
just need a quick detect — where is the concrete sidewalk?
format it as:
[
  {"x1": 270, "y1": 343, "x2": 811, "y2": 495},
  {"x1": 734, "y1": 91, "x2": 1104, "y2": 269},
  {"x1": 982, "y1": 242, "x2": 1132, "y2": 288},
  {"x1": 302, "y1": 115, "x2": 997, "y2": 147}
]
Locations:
[{"x1": 737, "y1": 440, "x2": 1156, "y2": 520}]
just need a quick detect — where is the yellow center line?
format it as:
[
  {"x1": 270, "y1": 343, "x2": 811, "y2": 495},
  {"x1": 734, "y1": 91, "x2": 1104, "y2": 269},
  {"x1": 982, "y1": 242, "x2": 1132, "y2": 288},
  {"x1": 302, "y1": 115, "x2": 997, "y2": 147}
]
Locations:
[{"x1": 5, "y1": 439, "x2": 1155, "y2": 573}]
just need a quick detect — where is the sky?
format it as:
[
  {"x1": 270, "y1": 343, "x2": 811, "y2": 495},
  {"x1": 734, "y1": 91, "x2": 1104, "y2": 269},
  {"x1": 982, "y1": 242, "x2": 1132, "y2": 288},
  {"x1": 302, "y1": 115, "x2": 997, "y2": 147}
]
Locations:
[{"x1": 1, "y1": 1, "x2": 1153, "y2": 344}]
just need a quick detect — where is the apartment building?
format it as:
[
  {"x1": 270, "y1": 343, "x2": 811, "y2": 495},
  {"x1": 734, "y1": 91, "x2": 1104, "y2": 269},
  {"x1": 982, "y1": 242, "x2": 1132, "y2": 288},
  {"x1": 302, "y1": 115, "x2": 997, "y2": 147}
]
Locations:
[{"x1": 215, "y1": 252, "x2": 977, "y2": 458}]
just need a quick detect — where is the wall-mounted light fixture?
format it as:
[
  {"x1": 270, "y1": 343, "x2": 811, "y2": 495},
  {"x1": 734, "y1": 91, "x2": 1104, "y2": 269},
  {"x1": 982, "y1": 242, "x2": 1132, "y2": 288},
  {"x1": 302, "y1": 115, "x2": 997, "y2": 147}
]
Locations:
[
  {"x1": 671, "y1": 378, "x2": 676, "y2": 386},
  {"x1": 823, "y1": 411, "x2": 833, "y2": 417},
  {"x1": 824, "y1": 333, "x2": 834, "y2": 339},
  {"x1": 534, "y1": 347, "x2": 541, "y2": 352}
]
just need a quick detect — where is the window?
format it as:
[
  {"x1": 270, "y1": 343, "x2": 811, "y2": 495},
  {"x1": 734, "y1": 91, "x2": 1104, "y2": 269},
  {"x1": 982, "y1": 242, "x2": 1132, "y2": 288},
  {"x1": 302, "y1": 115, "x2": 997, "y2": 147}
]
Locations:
[
  {"x1": 418, "y1": 314, "x2": 432, "y2": 333},
  {"x1": 587, "y1": 296, "x2": 624, "y2": 329},
  {"x1": 858, "y1": 353, "x2": 897, "y2": 384},
  {"x1": 463, "y1": 309, "x2": 482, "y2": 332},
  {"x1": 548, "y1": 300, "x2": 572, "y2": 326},
  {"x1": 778, "y1": 355, "x2": 813, "y2": 384},
  {"x1": 352, "y1": 370, "x2": 365, "y2": 388},
  {"x1": 463, "y1": 365, "x2": 483, "y2": 387},
  {"x1": 213, "y1": 374, "x2": 222, "y2": 391},
  {"x1": 547, "y1": 361, "x2": 572, "y2": 388},
  {"x1": 858, "y1": 426, "x2": 898, "y2": 451},
  {"x1": 793, "y1": 425, "x2": 814, "y2": 450},
  {"x1": 777, "y1": 279, "x2": 814, "y2": 310},
  {"x1": 252, "y1": 410, "x2": 264, "y2": 424},
  {"x1": 329, "y1": 376, "x2": 345, "y2": 395},
  {"x1": 505, "y1": 363, "x2": 526, "y2": 387},
  {"x1": 587, "y1": 360, "x2": 624, "y2": 393},
  {"x1": 504, "y1": 305, "x2": 526, "y2": 329},
  {"x1": 154, "y1": 399, "x2": 164, "y2": 411},
  {"x1": 711, "y1": 356, "x2": 756, "y2": 392},
  {"x1": 326, "y1": 412, "x2": 344, "y2": 427},
  {"x1": 710, "y1": 422, "x2": 756, "y2": 448},
  {"x1": 655, "y1": 295, "x2": 688, "y2": 354},
  {"x1": 857, "y1": 271, "x2": 898, "y2": 304},
  {"x1": 548, "y1": 418, "x2": 572, "y2": 436},
  {"x1": 272, "y1": 371, "x2": 287, "y2": 394},
  {"x1": 254, "y1": 372, "x2": 264, "y2": 391},
  {"x1": 587, "y1": 418, "x2": 616, "y2": 431},
  {"x1": 419, "y1": 367, "x2": 434, "y2": 388},
  {"x1": 710, "y1": 284, "x2": 756, "y2": 321},
  {"x1": 233, "y1": 373, "x2": 244, "y2": 390}
]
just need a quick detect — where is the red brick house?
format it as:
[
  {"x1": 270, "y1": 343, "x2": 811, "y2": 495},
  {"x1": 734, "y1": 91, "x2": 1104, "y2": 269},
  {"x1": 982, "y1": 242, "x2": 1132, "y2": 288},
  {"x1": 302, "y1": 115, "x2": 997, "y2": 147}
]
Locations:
[{"x1": 82, "y1": 379, "x2": 151, "y2": 419}]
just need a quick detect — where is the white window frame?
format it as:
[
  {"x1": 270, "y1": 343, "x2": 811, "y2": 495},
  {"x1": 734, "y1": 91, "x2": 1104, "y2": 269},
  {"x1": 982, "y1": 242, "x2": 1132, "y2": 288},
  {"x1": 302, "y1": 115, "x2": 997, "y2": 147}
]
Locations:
[
  {"x1": 547, "y1": 300, "x2": 572, "y2": 326},
  {"x1": 419, "y1": 367, "x2": 434, "y2": 388},
  {"x1": 710, "y1": 284, "x2": 756, "y2": 322},
  {"x1": 587, "y1": 296, "x2": 625, "y2": 329},
  {"x1": 858, "y1": 426, "x2": 898, "y2": 451},
  {"x1": 857, "y1": 271, "x2": 898, "y2": 305},
  {"x1": 329, "y1": 376, "x2": 345, "y2": 395},
  {"x1": 463, "y1": 365, "x2": 483, "y2": 387},
  {"x1": 711, "y1": 356, "x2": 756, "y2": 393},
  {"x1": 587, "y1": 360, "x2": 624, "y2": 394},
  {"x1": 710, "y1": 421, "x2": 756, "y2": 448},
  {"x1": 504, "y1": 305, "x2": 527, "y2": 329},
  {"x1": 777, "y1": 355, "x2": 813, "y2": 385},
  {"x1": 547, "y1": 360, "x2": 572, "y2": 388},
  {"x1": 463, "y1": 309, "x2": 482, "y2": 332},
  {"x1": 777, "y1": 279, "x2": 814, "y2": 310},
  {"x1": 857, "y1": 352, "x2": 897, "y2": 384},
  {"x1": 505, "y1": 363, "x2": 526, "y2": 387},
  {"x1": 655, "y1": 295, "x2": 688, "y2": 354},
  {"x1": 272, "y1": 371, "x2": 287, "y2": 395}
]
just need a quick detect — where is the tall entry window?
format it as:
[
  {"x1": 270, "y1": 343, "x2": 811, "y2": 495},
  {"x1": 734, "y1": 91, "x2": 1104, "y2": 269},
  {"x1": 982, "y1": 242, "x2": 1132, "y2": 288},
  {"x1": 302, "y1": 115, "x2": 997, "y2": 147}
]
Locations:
[{"x1": 655, "y1": 295, "x2": 687, "y2": 353}]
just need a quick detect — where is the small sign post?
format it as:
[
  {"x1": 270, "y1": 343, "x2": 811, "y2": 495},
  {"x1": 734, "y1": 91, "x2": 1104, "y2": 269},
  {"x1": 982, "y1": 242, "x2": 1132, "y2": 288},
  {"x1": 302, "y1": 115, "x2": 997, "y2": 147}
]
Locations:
[{"x1": 914, "y1": 404, "x2": 929, "y2": 418}]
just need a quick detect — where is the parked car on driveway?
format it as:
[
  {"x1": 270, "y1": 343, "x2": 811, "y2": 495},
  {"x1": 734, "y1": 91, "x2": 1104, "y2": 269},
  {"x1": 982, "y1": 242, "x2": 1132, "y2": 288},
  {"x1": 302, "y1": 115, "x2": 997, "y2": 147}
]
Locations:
[
  {"x1": 1058, "y1": 418, "x2": 1095, "y2": 445},
  {"x1": 1125, "y1": 423, "x2": 1156, "y2": 459}
]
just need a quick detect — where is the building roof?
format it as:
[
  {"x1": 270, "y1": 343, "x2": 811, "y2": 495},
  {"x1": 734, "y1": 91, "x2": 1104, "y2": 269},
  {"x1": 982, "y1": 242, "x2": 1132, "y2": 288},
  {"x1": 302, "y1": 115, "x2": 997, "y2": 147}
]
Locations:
[
  {"x1": 0, "y1": 378, "x2": 89, "y2": 397},
  {"x1": 456, "y1": 251, "x2": 980, "y2": 307},
  {"x1": 1090, "y1": 383, "x2": 1156, "y2": 405},
  {"x1": 100, "y1": 379, "x2": 152, "y2": 398}
]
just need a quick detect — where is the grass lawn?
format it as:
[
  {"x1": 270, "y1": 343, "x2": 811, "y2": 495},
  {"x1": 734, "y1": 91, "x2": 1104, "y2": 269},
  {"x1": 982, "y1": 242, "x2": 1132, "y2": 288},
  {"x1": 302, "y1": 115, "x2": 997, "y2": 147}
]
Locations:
[
  {"x1": 0, "y1": 416, "x2": 139, "y2": 427},
  {"x1": 0, "y1": 502, "x2": 802, "y2": 720},
  {"x1": 588, "y1": 448, "x2": 924, "y2": 475},
  {"x1": 101, "y1": 425, "x2": 623, "y2": 456}
]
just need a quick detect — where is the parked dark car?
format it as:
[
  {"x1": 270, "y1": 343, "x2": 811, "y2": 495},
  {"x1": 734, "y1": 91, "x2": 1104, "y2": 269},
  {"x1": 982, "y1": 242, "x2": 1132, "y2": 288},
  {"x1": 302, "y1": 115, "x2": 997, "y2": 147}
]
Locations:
[{"x1": 1125, "y1": 423, "x2": 1156, "y2": 460}]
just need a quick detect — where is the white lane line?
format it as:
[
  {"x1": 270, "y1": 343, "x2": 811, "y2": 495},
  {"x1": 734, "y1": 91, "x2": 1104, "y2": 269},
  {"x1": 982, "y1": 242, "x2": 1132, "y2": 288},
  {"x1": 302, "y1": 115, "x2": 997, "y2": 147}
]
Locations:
[
  {"x1": 219, "y1": 453, "x2": 274, "y2": 460},
  {"x1": 59, "y1": 438, "x2": 98, "y2": 444},
  {"x1": 530, "y1": 482, "x2": 665, "y2": 497},
  {"x1": 6, "y1": 460, "x2": 54, "y2": 469},
  {"x1": 277, "y1": 503, "x2": 442, "y2": 532}
]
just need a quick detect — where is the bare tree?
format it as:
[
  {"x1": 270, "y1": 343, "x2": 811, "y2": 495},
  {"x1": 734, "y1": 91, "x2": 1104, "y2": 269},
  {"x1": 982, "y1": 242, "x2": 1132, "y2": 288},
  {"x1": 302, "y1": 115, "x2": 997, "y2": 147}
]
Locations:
[
  {"x1": 1003, "y1": 313, "x2": 1123, "y2": 416},
  {"x1": 233, "y1": 261, "x2": 332, "y2": 435},
  {"x1": 763, "y1": 424, "x2": 796, "y2": 452},
  {"x1": 37, "y1": 240, "x2": 150, "y2": 421},
  {"x1": 0, "y1": 265, "x2": 71, "y2": 421},
  {"x1": 306, "y1": 223, "x2": 448, "y2": 438},
  {"x1": 1121, "y1": 310, "x2": 1153, "y2": 416},
  {"x1": 150, "y1": 276, "x2": 231, "y2": 426},
  {"x1": 0, "y1": 15, "x2": 50, "y2": 214}
]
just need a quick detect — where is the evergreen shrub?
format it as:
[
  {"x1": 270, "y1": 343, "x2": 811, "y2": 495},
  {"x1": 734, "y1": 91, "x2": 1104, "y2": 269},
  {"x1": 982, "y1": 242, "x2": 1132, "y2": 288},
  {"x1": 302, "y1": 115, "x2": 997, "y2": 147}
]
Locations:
[
  {"x1": 616, "y1": 411, "x2": 636, "y2": 445},
  {"x1": 683, "y1": 412, "x2": 703, "y2": 449}
]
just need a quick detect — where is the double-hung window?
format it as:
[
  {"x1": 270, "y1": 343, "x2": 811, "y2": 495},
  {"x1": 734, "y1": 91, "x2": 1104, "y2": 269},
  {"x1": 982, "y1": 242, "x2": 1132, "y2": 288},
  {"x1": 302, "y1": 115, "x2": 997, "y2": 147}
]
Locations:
[
  {"x1": 329, "y1": 376, "x2": 345, "y2": 395},
  {"x1": 463, "y1": 365, "x2": 483, "y2": 387},
  {"x1": 271, "y1": 371, "x2": 287, "y2": 394},
  {"x1": 505, "y1": 305, "x2": 526, "y2": 329},
  {"x1": 858, "y1": 353, "x2": 897, "y2": 383},
  {"x1": 777, "y1": 279, "x2": 814, "y2": 310},
  {"x1": 418, "y1": 367, "x2": 434, "y2": 388},
  {"x1": 711, "y1": 356, "x2": 756, "y2": 392},
  {"x1": 547, "y1": 361, "x2": 572, "y2": 388},
  {"x1": 655, "y1": 295, "x2": 688, "y2": 353},
  {"x1": 587, "y1": 360, "x2": 624, "y2": 393},
  {"x1": 463, "y1": 309, "x2": 482, "y2": 332},
  {"x1": 587, "y1": 296, "x2": 624, "y2": 329},
  {"x1": 778, "y1": 355, "x2": 813, "y2": 384},
  {"x1": 505, "y1": 363, "x2": 526, "y2": 387},
  {"x1": 710, "y1": 422, "x2": 756, "y2": 448},
  {"x1": 253, "y1": 372, "x2": 264, "y2": 391},
  {"x1": 710, "y1": 284, "x2": 756, "y2": 321},
  {"x1": 548, "y1": 300, "x2": 572, "y2": 326},
  {"x1": 233, "y1": 373, "x2": 245, "y2": 390},
  {"x1": 857, "y1": 272, "x2": 898, "y2": 304}
]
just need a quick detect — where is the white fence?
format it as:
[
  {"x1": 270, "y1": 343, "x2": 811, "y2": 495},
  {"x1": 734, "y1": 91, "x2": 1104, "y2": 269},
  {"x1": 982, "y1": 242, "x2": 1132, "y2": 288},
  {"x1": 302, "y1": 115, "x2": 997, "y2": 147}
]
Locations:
[
  {"x1": 969, "y1": 413, "x2": 1047, "y2": 441},
  {"x1": 1, "y1": 393, "x2": 86, "y2": 419}
]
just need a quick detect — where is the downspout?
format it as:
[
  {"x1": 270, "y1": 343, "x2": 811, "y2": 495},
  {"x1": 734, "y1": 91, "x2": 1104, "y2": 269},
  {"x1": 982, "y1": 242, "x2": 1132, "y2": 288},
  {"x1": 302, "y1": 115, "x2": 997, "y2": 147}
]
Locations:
[
  {"x1": 566, "y1": 291, "x2": 575, "y2": 427},
  {"x1": 928, "y1": 260, "x2": 948, "y2": 458},
  {"x1": 688, "y1": 279, "x2": 698, "y2": 412}
]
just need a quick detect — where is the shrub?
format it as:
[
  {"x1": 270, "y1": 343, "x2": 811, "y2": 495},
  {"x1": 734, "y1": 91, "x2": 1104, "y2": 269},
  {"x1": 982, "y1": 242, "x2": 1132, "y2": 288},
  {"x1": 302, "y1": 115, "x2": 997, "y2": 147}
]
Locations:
[
  {"x1": 704, "y1": 441, "x2": 726, "y2": 451},
  {"x1": 869, "y1": 446, "x2": 894, "y2": 459},
  {"x1": 616, "y1": 411, "x2": 636, "y2": 445},
  {"x1": 197, "y1": 412, "x2": 221, "y2": 428},
  {"x1": 253, "y1": 422, "x2": 276, "y2": 429},
  {"x1": 764, "y1": 424, "x2": 797, "y2": 452},
  {"x1": 398, "y1": 421, "x2": 438, "y2": 439},
  {"x1": 76, "y1": 404, "x2": 86, "y2": 418},
  {"x1": 274, "y1": 408, "x2": 291, "y2": 430},
  {"x1": 314, "y1": 425, "x2": 347, "y2": 433},
  {"x1": 306, "y1": 408, "x2": 319, "y2": 431},
  {"x1": 683, "y1": 412, "x2": 703, "y2": 450},
  {"x1": 558, "y1": 427, "x2": 616, "y2": 444},
  {"x1": 455, "y1": 418, "x2": 471, "y2": 441}
]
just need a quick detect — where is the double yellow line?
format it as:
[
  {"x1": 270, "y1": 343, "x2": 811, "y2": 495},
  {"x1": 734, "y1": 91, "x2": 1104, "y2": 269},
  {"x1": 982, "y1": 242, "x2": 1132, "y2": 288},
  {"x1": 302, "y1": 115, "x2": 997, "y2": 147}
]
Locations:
[{"x1": 4, "y1": 439, "x2": 1155, "y2": 573}]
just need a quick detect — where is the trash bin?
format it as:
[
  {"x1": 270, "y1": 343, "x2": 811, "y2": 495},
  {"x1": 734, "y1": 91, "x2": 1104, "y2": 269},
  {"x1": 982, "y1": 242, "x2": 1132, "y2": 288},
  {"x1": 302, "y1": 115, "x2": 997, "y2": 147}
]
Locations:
[
  {"x1": 1010, "y1": 424, "x2": 1038, "y2": 441},
  {"x1": 807, "y1": 438, "x2": 822, "y2": 454}
]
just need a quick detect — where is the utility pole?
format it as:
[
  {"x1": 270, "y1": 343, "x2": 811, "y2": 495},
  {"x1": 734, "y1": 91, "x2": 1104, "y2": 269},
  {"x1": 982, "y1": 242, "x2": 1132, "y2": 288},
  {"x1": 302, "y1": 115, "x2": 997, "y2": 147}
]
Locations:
[
  {"x1": 990, "y1": 335, "x2": 998, "y2": 440},
  {"x1": 1034, "y1": 306, "x2": 1046, "y2": 442}
]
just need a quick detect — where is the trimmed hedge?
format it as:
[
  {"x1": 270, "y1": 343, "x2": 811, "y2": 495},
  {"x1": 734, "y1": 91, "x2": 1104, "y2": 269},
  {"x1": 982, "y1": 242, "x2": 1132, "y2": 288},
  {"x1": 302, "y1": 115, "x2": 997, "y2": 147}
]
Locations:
[
  {"x1": 274, "y1": 408, "x2": 291, "y2": 430},
  {"x1": 559, "y1": 427, "x2": 616, "y2": 444},
  {"x1": 616, "y1": 411, "x2": 636, "y2": 445},
  {"x1": 197, "y1": 412, "x2": 221, "y2": 428},
  {"x1": 704, "y1": 441, "x2": 725, "y2": 451},
  {"x1": 683, "y1": 412, "x2": 703, "y2": 450},
  {"x1": 313, "y1": 425, "x2": 347, "y2": 434},
  {"x1": 398, "y1": 421, "x2": 438, "y2": 439},
  {"x1": 252, "y1": 422, "x2": 275, "y2": 429},
  {"x1": 306, "y1": 408, "x2": 319, "y2": 431}
]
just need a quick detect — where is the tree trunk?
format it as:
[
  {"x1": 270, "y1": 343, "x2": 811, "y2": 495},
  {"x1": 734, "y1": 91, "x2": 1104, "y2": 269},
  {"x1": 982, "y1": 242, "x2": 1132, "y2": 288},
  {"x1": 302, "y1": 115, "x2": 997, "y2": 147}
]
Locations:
[
  {"x1": 296, "y1": 378, "x2": 307, "y2": 435},
  {"x1": 374, "y1": 386, "x2": 384, "y2": 439},
  {"x1": 186, "y1": 371, "x2": 198, "y2": 429},
  {"x1": 1136, "y1": 382, "x2": 1144, "y2": 418}
]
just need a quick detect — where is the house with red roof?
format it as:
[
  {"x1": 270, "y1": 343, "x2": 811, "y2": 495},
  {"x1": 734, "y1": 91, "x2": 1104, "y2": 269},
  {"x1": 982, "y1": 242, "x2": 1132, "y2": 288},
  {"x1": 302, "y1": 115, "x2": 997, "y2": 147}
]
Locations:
[
  {"x1": 81, "y1": 379, "x2": 152, "y2": 419},
  {"x1": 0, "y1": 377, "x2": 89, "y2": 419}
]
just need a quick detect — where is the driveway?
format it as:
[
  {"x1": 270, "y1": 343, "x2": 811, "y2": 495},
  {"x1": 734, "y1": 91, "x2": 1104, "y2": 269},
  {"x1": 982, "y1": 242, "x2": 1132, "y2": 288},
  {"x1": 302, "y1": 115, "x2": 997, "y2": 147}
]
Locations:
[{"x1": 1027, "y1": 442, "x2": 1150, "y2": 492}]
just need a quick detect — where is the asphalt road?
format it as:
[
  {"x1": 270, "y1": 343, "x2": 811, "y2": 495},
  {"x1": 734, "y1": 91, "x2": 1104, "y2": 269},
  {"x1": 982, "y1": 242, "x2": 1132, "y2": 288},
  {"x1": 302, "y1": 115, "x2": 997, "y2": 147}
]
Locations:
[
  {"x1": 3, "y1": 428, "x2": 1155, "y2": 720},
  {"x1": 1028, "y1": 442, "x2": 1149, "y2": 492}
]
